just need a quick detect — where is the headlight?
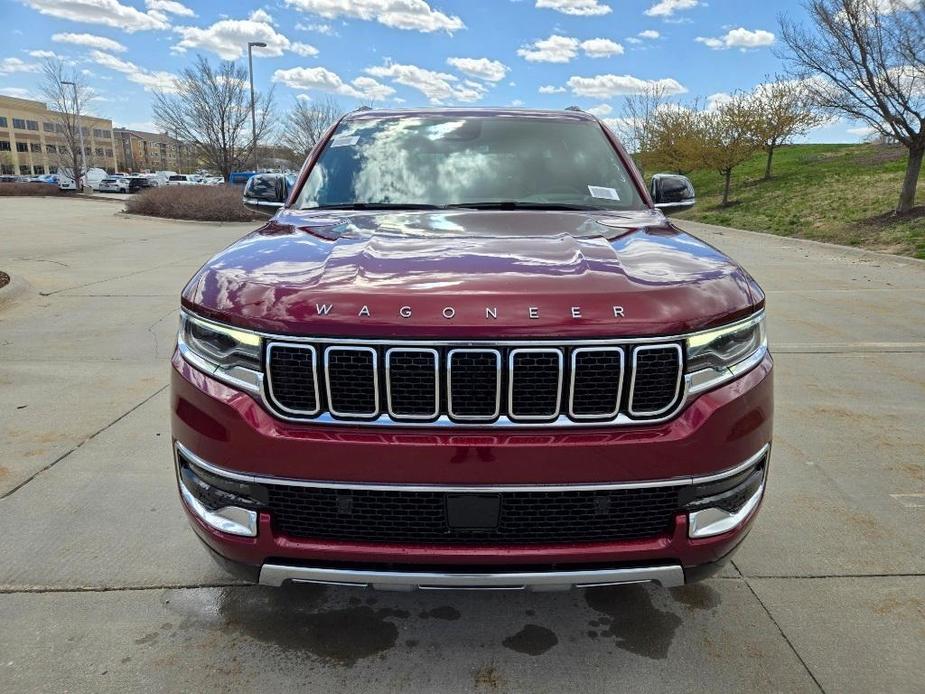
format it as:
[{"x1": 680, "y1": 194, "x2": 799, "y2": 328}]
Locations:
[
  {"x1": 178, "y1": 313, "x2": 262, "y2": 393},
  {"x1": 686, "y1": 312, "x2": 767, "y2": 395}
]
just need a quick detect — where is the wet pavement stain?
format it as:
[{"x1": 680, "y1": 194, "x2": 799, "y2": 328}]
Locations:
[
  {"x1": 168, "y1": 584, "x2": 409, "y2": 667},
  {"x1": 584, "y1": 585, "x2": 682, "y2": 660},
  {"x1": 501, "y1": 624, "x2": 559, "y2": 656},
  {"x1": 669, "y1": 584, "x2": 721, "y2": 611},
  {"x1": 418, "y1": 606, "x2": 461, "y2": 621}
]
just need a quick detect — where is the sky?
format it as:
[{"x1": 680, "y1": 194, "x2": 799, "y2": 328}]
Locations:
[{"x1": 0, "y1": 0, "x2": 872, "y2": 142}]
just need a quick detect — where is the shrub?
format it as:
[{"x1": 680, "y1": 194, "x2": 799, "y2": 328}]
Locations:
[
  {"x1": 0, "y1": 183, "x2": 63, "y2": 196},
  {"x1": 125, "y1": 184, "x2": 261, "y2": 222}
]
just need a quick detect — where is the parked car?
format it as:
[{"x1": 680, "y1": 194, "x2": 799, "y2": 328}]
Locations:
[
  {"x1": 165, "y1": 174, "x2": 199, "y2": 186},
  {"x1": 98, "y1": 176, "x2": 130, "y2": 193},
  {"x1": 150, "y1": 171, "x2": 178, "y2": 187},
  {"x1": 29, "y1": 174, "x2": 59, "y2": 185},
  {"x1": 204, "y1": 176, "x2": 225, "y2": 185},
  {"x1": 174, "y1": 107, "x2": 771, "y2": 591},
  {"x1": 59, "y1": 167, "x2": 107, "y2": 191},
  {"x1": 0, "y1": 175, "x2": 24, "y2": 183},
  {"x1": 126, "y1": 176, "x2": 152, "y2": 193}
]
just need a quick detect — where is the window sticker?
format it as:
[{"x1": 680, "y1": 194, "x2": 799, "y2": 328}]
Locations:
[
  {"x1": 330, "y1": 135, "x2": 359, "y2": 148},
  {"x1": 588, "y1": 185, "x2": 620, "y2": 200}
]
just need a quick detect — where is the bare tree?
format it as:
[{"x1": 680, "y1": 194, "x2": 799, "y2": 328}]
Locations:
[
  {"x1": 619, "y1": 83, "x2": 670, "y2": 175},
  {"x1": 40, "y1": 58, "x2": 94, "y2": 190},
  {"x1": 779, "y1": 0, "x2": 925, "y2": 212},
  {"x1": 152, "y1": 56, "x2": 274, "y2": 179},
  {"x1": 700, "y1": 92, "x2": 765, "y2": 206},
  {"x1": 751, "y1": 77, "x2": 824, "y2": 179},
  {"x1": 280, "y1": 96, "x2": 343, "y2": 160}
]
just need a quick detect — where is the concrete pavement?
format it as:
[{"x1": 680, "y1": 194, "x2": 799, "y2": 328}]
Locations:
[{"x1": 0, "y1": 198, "x2": 922, "y2": 693}]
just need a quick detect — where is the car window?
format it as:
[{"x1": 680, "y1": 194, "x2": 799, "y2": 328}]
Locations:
[{"x1": 295, "y1": 115, "x2": 644, "y2": 211}]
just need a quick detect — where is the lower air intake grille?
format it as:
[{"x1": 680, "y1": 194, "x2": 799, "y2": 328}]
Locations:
[{"x1": 266, "y1": 485, "x2": 680, "y2": 544}]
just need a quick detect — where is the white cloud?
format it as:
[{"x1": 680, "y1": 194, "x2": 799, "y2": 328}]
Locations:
[
  {"x1": 518, "y1": 35, "x2": 579, "y2": 63},
  {"x1": 0, "y1": 87, "x2": 37, "y2": 99},
  {"x1": 21, "y1": 0, "x2": 169, "y2": 32},
  {"x1": 27, "y1": 50, "x2": 59, "y2": 58},
  {"x1": 52, "y1": 32, "x2": 127, "y2": 52},
  {"x1": 846, "y1": 125, "x2": 877, "y2": 137},
  {"x1": 580, "y1": 38, "x2": 624, "y2": 57},
  {"x1": 639, "y1": 30, "x2": 660, "y2": 39},
  {"x1": 585, "y1": 103, "x2": 612, "y2": 116},
  {"x1": 705, "y1": 91, "x2": 732, "y2": 110},
  {"x1": 447, "y1": 57, "x2": 509, "y2": 82},
  {"x1": 539, "y1": 85, "x2": 566, "y2": 94},
  {"x1": 567, "y1": 73, "x2": 687, "y2": 98},
  {"x1": 296, "y1": 21, "x2": 336, "y2": 34},
  {"x1": 283, "y1": 0, "x2": 464, "y2": 33},
  {"x1": 535, "y1": 0, "x2": 611, "y2": 16},
  {"x1": 172, "y1": 10, "x2": 295, "y2": 59},
  {"x1": 145, "y1": 0, "x2": 195, "y2": 17},
  {"x1": 89, "y1": 50, "x2": 178, "y2": 92},
  {"x1": 510, "y1": 99, "x2": 525, "y2": 106},
  {"x1": 291, "y1": 41, "x2": 320, "y2": 57},
  {"x1": 272, "y1": 66, "x2": 395, "y2": 101},
  {"x1": 645, "y1": 0, "x2": 699, "y2": 17},
  {"x1": 366, "y1": 62, "x2": 486, "y2": 102},
  {"x1": 0, "y1": 58, "x2": 41, "y2": 75},
  {"x1": 696, "y1": 27, "x2": 775, "y2": 50}
]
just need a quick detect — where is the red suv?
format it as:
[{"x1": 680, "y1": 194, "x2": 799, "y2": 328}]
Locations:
[{"x1": 172, "y1": 108, "x2": 772, "y2": 591}]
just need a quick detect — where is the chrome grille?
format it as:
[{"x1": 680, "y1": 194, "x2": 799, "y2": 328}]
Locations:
[
  {"x1": 569, "y1": 347, "x2": 624, "y2": 419},
  {"x1": 386, "y1": 348, "x2": 439, "y2": 420},
  {"x1": 508, "y1": 349, "x2": 562, "y2": 420},
  {"x1": 264, "y1": 340, "x2": 686, "y2": 426}
]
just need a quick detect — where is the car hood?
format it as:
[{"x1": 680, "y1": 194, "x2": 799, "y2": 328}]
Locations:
[{"x1": 182, "y1": 208, "x2": 762, "y2": 338}]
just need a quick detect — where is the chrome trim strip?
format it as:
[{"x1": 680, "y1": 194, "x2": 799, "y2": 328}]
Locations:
[
  {"x1": 180, "y1": 308, "x2": 765, "y2": 348},
  {"x1": 324, "y1": 345, "x2": 379, "y2": 419},
  {"x1": 568, "y1": 346, "x2": 625, "y2": 420},
  {"x1": 265, "y1": 342, "x2": 321, "y2": 416},
  {"x1": 174, "y1": 456, "x2": 258, "y2": 538},
  {"x1": 385, "y1": 347, "x2": 440, "y2": 421},
  {"x1": 508, "y1": 348, "x2": 564, "y2": 421},
  {"x1": 258, "y1": 563, "x2": 686, "y2": 590},
  {"x1": 688, "y1": 482, "x2": 765, "y2": 538},
  {"x1": 447, "y1": 348, "x2": 502, "y2": 421},
  {"x1": 173, "y1": 441, "x2": 770, "y2": 493},
  {"x1": 628, "y1": 343, "x2": 684, "y2": 417}
]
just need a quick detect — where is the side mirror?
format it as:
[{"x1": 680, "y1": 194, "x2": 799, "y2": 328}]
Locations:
[
  {"x1": 243, "y1": 173, "x2": 288, "y2": 216},
  {"x1": 650, "y1": 174, "x2": 696, "y2": 214}
]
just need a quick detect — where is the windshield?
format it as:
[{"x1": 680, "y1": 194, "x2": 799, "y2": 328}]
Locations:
[{"x1": 295, "y1": 115, "x2": 645, "y2": 211}]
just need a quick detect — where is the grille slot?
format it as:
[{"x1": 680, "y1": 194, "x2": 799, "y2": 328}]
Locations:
[
  {"x1": 386, "y1": 348, "x2": 439, "y2": 420},
  {"x1": 629, "y1": 345, "x2": 683, "y2": 416},
  {"x1": 447, "y1": 349, "x2": 501, "y2": 421},
  {"x1": 267, "y1": 485, "x2": 680, "y2": 544},
  {"x1": 570, "y1": 347, "x2": 624, "y2": 419},
  {"x1": 324, "y1": 347, "x2": 379, "y2": 418},
  {"x1": 266, "y1": 344, "x2": 319, "y2": 415},
  {"x1": 508, "y1": 349, "x2": 562, "y2": 420}
]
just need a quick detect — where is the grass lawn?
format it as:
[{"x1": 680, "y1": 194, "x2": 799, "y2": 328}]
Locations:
[{"x1": 672, "y1": 143, "x2": 925, "y2": 259}]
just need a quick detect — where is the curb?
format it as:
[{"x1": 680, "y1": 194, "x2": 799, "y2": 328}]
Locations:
[
  {"x1": 671, "y1": 217, "x2": 925, "y2": 267},
  {"x1": 115, "y1": 211, "x2": 259, "y2": 227}
]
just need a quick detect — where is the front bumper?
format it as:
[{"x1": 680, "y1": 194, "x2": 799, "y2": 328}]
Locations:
[{"x1": 171, "y1": 348, "x2": 772, "y2": 588}]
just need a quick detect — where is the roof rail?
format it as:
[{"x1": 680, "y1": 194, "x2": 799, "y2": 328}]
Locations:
[
  {"x1": 565, "y1": 106, "x2": 584, "y2": 112},
  {"x1": 353, "y1": 105, "x2": 372, "y2": 112}
]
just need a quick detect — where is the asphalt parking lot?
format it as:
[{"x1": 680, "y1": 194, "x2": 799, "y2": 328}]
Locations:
[{"x1": 1, "y1": 197, "x2": 922, "y2": 693}]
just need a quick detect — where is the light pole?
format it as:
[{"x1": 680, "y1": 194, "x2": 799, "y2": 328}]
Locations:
[
  {"x1": 62, "y1": 80, "x2": 87, "y2": 191},
  {"x1": 247, "y1": 41, "x2": 266, "y2": 173}
]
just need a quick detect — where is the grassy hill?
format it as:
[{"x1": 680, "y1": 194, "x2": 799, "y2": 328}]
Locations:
[{"x1": 672, "y1": 143, "x2": 924, "y2": 259}]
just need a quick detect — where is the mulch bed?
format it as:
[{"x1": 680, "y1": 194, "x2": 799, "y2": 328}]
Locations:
[{"x1": 857, "y1": 205, "x2": 925, "y2": 228}]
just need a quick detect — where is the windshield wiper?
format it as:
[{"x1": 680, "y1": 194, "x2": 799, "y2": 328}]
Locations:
[
  {"x1": 311, "y1": 202, "x2": 442, "y2": 210},
  {"x1": 445, "y1": 201, "x2": 605, "y2": 211}
]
